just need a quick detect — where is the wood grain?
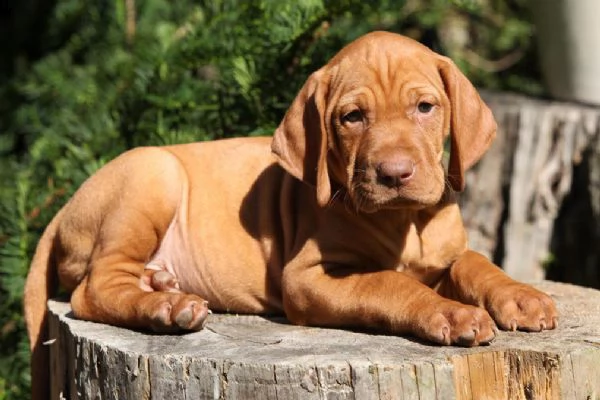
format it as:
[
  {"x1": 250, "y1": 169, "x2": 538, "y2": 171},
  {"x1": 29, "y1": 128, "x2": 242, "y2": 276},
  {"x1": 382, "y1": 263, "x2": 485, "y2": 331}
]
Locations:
[{"x1": 46, "y1": 281, "x2": 600, "y2": 399}]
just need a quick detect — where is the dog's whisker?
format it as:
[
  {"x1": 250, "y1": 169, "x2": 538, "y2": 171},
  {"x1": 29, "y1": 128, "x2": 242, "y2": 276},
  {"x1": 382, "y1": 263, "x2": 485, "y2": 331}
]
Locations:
[{"x1": 328, "y1": 188, "x2": 345, "y2": 207}]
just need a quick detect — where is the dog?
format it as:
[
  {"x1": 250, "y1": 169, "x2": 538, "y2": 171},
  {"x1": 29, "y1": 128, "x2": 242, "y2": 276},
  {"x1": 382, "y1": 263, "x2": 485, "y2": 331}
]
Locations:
[{"x1": 24, "y1": 31, "x2": 557, "y2": 397}]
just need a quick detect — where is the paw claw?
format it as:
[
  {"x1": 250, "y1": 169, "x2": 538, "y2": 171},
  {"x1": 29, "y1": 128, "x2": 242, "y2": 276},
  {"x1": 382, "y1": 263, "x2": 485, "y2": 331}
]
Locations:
[
  {"x1": 487, "y1": 284, "x2": 558, "y2": 333},
  {"x1": 420, "y1": 302, "x2": 495, "y2": 346},
  {"x1": 149, "y1": 294, "x2": 209, "y2": 332}
]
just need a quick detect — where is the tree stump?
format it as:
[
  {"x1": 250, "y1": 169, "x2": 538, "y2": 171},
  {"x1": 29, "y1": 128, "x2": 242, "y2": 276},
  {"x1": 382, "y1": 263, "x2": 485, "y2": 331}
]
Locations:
[
  {"x1": 46, "y1": 282, "x2": 600, "y2": 400},
  {"x1": 461, "y1": 92, "x2": 600, "y2": 286}
]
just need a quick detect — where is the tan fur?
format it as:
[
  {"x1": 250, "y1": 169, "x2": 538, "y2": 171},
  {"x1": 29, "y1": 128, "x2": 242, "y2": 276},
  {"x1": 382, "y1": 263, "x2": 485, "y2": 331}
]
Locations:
[{"x1": 25, "y1": 31, "x2": 557, "y2": 398}]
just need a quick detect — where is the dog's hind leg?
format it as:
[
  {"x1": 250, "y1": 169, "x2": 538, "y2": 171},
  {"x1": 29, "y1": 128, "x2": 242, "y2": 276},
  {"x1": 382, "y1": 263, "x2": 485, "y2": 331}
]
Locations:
[{"x1": 59, "y1": 146, "x2": 209, "y2": 332}]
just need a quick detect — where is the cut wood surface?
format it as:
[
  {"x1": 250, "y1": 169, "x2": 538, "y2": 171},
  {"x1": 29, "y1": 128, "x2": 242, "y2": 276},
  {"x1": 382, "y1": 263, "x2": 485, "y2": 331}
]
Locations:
[{"x1": 47, "y1": 281, "x2": 600, "y2": 400}]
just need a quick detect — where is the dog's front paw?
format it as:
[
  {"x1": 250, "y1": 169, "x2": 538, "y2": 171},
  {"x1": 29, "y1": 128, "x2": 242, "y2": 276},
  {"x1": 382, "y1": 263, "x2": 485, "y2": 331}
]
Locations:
[
  {"x1": 149, "y1": 293, "x2": 210, "y2": 332},
  {"x1": 415, "y1": 301, "x2": 497, "y2": 346},
  {"x1": 485, "y1": 283, "x2": 558, "y2": 332}
]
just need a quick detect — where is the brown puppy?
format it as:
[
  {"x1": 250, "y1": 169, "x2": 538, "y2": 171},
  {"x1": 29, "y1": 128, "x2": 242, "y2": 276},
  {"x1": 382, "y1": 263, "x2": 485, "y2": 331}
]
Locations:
[{"x1": 24, "y1": 31, "x2": 557, "y2": 396}]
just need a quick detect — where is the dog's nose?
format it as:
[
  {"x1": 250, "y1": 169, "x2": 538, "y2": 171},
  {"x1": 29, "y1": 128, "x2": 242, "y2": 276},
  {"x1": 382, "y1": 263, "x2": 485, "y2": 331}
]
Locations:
[{"x1": 376, "y1": 158, "x2": 415, "y2": 188}]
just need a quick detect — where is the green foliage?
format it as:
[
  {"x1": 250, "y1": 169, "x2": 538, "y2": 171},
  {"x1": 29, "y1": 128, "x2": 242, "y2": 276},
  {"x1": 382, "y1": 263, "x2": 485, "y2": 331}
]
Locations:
[
  {"x1": 0, "y1": 0, "x2": 540, "y2": 398},
  {"x1": 391, "y1": 0, "x2": 542, "y2": 94}
]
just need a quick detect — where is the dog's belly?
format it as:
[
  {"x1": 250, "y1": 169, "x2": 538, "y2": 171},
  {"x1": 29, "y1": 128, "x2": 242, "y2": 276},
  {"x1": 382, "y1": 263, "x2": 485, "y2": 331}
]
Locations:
[
  {"x1": 148, "y1": 214, "x2": 283, "y2": 315},
  {"x1": 146, "y1": 191, "x2": 282, "y2": 313},
  {"x1": 150, "y1": 137, "x2": 286, "y2": 314}
]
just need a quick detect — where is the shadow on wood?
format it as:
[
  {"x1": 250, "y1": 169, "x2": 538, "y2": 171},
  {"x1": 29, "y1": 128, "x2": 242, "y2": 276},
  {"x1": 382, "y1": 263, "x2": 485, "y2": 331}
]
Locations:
[{"x1": 46, "y1": 282, "x2": 600, "y2": 399}]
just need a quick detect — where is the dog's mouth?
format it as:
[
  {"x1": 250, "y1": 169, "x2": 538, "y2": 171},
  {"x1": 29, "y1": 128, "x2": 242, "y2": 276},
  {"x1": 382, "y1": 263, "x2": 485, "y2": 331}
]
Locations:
[
  {"x1": 351, "y1": 184, "x2": 434, "y2": 212},
  {"x1": 348, "y1": 167, "x2": 445, "y2": 212}
]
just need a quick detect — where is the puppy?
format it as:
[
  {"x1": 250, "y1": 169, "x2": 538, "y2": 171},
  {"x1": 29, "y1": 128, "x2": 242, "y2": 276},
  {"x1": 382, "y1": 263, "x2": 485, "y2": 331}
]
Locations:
[{"x1": 24, "y1": 31, "x2": 557, "y2": 397}]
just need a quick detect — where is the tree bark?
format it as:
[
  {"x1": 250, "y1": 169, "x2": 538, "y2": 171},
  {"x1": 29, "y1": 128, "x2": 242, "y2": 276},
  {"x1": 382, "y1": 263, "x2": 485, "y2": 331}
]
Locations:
[{"x1": 462, "y1": 92, "x2": 600, "y2": 286}]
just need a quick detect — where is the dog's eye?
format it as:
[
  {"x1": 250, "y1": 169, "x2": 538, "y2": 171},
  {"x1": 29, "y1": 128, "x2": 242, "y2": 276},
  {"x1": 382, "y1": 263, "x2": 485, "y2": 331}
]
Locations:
[
  {"x1": 341, "y1": 110, "x2": 363, "y2": 124},
  {"x1": 417, "y1": 102, "x2": 434, "y2": 113}
]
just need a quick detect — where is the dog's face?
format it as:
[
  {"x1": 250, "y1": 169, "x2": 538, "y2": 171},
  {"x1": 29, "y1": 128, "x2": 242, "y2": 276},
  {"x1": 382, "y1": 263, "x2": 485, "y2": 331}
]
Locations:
[
  {"x1": 327, "y1": 50, "x2": 449, "y2": 211},
  {"x1": 272, "y1": 31, "x2": 496, "y2": 212}
]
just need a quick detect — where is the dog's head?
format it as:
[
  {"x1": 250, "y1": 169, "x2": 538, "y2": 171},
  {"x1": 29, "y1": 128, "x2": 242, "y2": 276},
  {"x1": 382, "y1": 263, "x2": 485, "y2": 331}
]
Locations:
[{"x1": 272, "y1": 31, "x2": 496, "y2": 212}]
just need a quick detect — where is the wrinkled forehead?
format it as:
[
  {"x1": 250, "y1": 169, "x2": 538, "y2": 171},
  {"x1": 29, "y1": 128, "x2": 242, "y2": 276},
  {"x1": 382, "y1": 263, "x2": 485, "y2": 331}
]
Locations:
[{"x1": 326, "y1": 33, "x2": 445, "y2": 96}]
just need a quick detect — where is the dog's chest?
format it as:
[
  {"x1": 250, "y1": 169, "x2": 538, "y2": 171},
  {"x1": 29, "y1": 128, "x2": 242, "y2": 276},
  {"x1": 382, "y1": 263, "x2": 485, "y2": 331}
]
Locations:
[
  {"x1": 358, "y1": 204, "x2": 468, "y2": 283},
  {"x1": 394, "y1": 222, "x2": 464, "y2": 283},
  {"x1": 403, "y1": 209, "x2": 468, "y2": 283}
]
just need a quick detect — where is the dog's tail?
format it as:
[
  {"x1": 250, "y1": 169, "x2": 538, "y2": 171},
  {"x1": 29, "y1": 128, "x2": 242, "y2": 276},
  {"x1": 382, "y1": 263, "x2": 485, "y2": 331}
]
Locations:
[{"x1": 23, "y1": 206, "x2": 65, "y2": 400}]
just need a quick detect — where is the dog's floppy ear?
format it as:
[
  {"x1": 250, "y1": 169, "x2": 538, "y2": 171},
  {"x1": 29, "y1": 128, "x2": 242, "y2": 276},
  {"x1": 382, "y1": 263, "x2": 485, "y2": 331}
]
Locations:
[
  {"x1": 272, "y1": 68, "x2": 331, "y2": 206},
  {"x1": 437, "y1": 56, "x2": 497, "y2": 191}
]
